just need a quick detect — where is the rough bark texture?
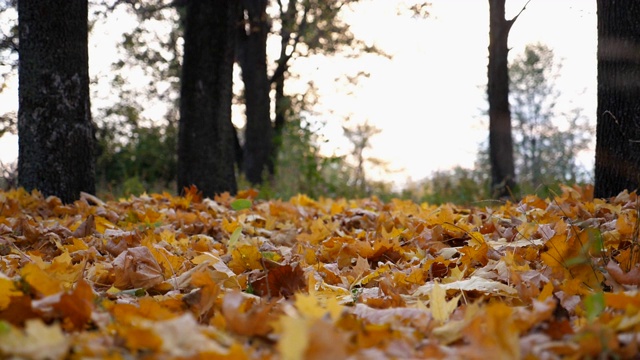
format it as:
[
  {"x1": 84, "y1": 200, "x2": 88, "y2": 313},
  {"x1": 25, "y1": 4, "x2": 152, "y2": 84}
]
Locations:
[
  {"x1": 18, "y1": 0, "x2": 95, "y2": 203},
  {"x1": 488, "y1": 0, "x2": 516, "y2": 198},
  {"x1": 177, "y1": 0, "x2": 238, "y2": 196},
  {"x1": 594, "y1": 0, "x2": 640, "y2": 198},
  {"x1": 237, "y1": 0, "x2": 272, "y2": 185}
]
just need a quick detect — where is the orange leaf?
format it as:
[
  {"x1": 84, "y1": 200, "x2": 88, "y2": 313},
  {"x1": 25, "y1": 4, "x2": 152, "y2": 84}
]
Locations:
[
  {"x1": 121, "y1": 327, "x2": 163, "y2": 352},
  {"x1": 221, "y1": 291, "x2": 275, "y2": 336},
  {"x1": 21, "y1": 262, "x2": 63, "y2": 296},
  {"x1": 53, "y1": 279, "x2": 95, "y2": 331}
]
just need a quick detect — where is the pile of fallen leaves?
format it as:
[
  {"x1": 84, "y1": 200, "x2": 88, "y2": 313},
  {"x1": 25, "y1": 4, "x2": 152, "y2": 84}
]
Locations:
[{"x1": 1, "y1": 185, "x2": 640, "y2": 359}]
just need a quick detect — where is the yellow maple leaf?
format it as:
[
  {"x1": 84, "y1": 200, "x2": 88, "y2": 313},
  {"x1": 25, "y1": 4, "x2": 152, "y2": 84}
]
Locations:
[
  {"x1": 277, "y1": 316, "x2": 309, "y2": 360},
  {"x1": 21, "y1": 262, "x2": 63, "y2": 296},
  {"x1": 228, "y1": 245, "x2": 263, "y2": 273},
  {"x1": 0, "y1": 278, "x2": 22, "y2": 310},
  {"x1": 430, "y1": 282, "x2": 460, "y2": 324}
]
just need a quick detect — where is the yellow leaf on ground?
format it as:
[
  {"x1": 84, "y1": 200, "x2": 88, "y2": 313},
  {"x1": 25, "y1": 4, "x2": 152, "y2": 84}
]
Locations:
[
  {"x1": 21, "y1": 262, "x2": 63, "y2": 296},
  {"x1": 0, "y1": 319, "x2": 70, "y2": 359},
  {"x1": 277, "y1": 316, "x2": 309, "y2": 360},
  {"x1": 0, "y1": 278, "x2": 22, "y2": 310},
  {"x1": 430, "y1": 282, "x2": 461, "y2": 324}
]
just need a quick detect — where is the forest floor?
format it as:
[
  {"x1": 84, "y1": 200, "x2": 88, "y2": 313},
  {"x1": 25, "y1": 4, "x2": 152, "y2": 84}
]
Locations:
[{"x1": 1, "y1": 185, "x2": 639, "y2": 359}]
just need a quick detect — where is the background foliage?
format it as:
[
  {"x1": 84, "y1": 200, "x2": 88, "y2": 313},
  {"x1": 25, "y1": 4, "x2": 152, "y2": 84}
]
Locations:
[{"x1": 0, "y1": 1, "x2": 593, "y2": 204}]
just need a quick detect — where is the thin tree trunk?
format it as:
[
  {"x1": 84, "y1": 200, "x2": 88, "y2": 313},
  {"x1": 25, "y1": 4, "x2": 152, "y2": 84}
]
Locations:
[
  {"x1": 488, "y1": 0, "x2": 518, "y2": 198},
  {"x1": 594, "y1": 0, "x2": 640, "y2": 198},
  {"x1": 270, "y1": 75, "x2": 287, "y2": 175},
  {"x1": 177, "y1": 0, "x2": 238, "y2": 197},
  {"x1": 268, "y1": 0, "x2": 303, "y2": 176},
  {"x1": 18, "y1": 0, "x2": 95, "y2": 203},
  {"x1": 237, "y1": 0, "x2": 272, "y2": 185}
]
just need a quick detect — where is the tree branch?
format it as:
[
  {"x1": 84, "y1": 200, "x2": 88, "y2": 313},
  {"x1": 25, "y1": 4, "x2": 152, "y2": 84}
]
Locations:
[
  {"x1": 510, "y1": 0, "x2": 532, "y2": 24},
  {"x1": 269, "y1": 4, "x2": 308, "y2": 84}
]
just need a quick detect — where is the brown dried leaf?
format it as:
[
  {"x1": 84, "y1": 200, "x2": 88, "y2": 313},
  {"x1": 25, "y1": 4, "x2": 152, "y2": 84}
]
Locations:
[
  {"x1": 606, "y1": 261, "x2": 640, "y2": 286},
  {"x1": 221, "y1": 291, "x2": 275, "y2": 336},
  {"x1": 250, "y1": 262, "x2": 306, "y2": 298},
  {"x1": 113, "y1": 246, "x2": 164, "y2": 289}
]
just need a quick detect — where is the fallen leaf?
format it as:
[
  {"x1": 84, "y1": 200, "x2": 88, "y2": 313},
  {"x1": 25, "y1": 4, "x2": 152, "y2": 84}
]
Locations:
[
  {"x1": 0, "y1": 319, "x2": 70, "y2": 360},
  {"x1": 113, "y1": 246, "x2": 164, "y2": 289},
  {"x1": 430, "y1": 282, "x2": 460, "y2": 324},
  {"x1": 414, "y1": 276, "x2": 518, "y2": 297},
  {"x1": 606, "y1": 261, "x2": 640, "y2": 286}
]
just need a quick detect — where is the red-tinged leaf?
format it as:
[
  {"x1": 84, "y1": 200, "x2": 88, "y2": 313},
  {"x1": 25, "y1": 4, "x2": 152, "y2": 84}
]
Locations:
[
  {"x1": 250, "y1": 262, "x2": 306, "y2": 298},
  {"x1": 236, "y1": 188, "x2": 259, "y2": 200},
  {"x1": 53, "y1": 279, "x2": 95, "y2": 331},
  {"x1": 0, "y1": 295, "x2": 38, "y2": 326},
  {"x1": 183, "y1": 184, "x2": 203, "y2": 203}
]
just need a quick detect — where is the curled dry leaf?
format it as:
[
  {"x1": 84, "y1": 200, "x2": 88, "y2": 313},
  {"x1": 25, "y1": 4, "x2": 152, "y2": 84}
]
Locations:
[
  {"x1": 221, "y1": 291, "x2": 275, "y2": 336},
  {"x1": 113, "y1": 246, "x2": 164, "y2": 289},
  {"x1": 606, "y1": 261, "x2": 640, "y2": 286},
  {"x1": 72, "y1": 214, "x2": 96, "y2": 238}
]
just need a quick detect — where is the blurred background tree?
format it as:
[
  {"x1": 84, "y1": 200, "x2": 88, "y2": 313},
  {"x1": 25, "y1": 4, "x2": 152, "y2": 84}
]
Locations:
[
  {"x1": 408, "y1": 43, "x2": 593, "y2": 204},
  {"x1": 0, "y1": 1, "x2": 596, "y2": 204},
  {"x1": 88, "y1": 0, "x2": 387, "y2": 197},
  {"x1": 509, "y1": 43, "x2": 592, "y2": 193}
]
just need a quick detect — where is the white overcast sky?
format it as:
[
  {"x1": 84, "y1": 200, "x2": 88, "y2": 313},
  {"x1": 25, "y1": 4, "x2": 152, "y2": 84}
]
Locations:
[
  {"x1": 0, "y1": 0, "x2": 597, "y2": 188},
  {"x1": 308, "y1": 0, "x2": 597, "y2": 186}
]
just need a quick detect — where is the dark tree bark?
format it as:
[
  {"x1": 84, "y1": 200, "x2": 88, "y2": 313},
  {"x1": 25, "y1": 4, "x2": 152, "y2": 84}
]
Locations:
[
  {"x1": 487, "y1": 0, "x2": 519, "y2": 198},
  {"x1": 18, "y1": 0, "x2": 95, "y2": 203},
  {"x1": 271, "y1": 75, "x2": 287, "y2": 175},
  {"x1": 177, "y1": 0, "x2": 238, "y2": 197},
  {"x1": 594, "y1": 1, "x2": 640, "y2": 198},
  {"x1": 269, "y1": 0, "x2": 303, "y2": 175},
  {"x1": 237, "y1": 0, "x2": 272, "y2": 185}
]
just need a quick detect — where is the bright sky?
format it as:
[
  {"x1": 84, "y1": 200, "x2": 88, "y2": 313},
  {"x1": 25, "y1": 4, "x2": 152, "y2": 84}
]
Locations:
[
  {"x1": 304, "y1": 0, "x2": 597, "y2": 187},
  {"x1": 0, "y1": 0, "x2": 596, "y2": 188}
]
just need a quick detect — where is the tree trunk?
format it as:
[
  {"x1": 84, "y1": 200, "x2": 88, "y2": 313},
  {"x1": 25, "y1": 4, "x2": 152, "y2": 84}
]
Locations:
[
  {"x1": 18, "y1": 0, "x2": 95, "y2": 203},
  {"x1": 268, "y1": 0, "x2": 299, "y2": 176},
  {"x1": 177, "y1": 0, "x2": 238, "y2": 197},
  {"x1": 594, "y1": 0, "x2": 640, "y2": 198},
  {"x1": 271, "y1": 75, "x2": 287, "y2": 175},
  {"x1": 237, "y1": 0, "x2": 272, "y2": 185},
  {"x1": 488, "y1": 0, "x2": 516, "y2": 198}
]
